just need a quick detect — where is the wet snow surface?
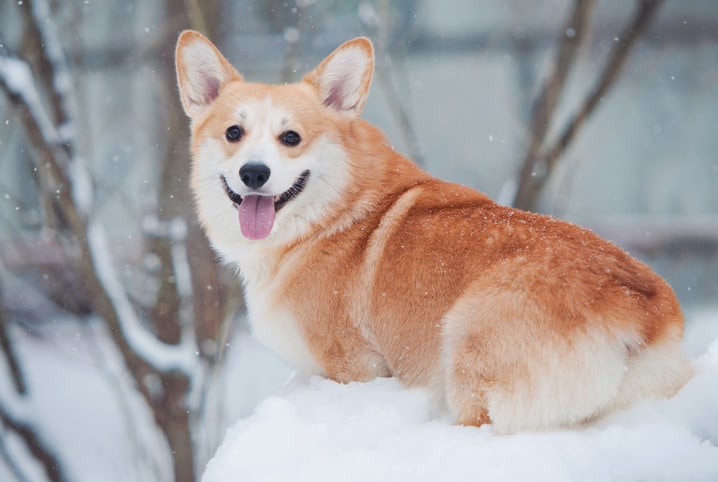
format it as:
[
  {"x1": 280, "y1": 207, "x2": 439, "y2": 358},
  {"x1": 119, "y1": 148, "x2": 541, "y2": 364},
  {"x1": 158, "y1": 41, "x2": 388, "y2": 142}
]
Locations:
[{"x1": 203, "y1": 317, "x2": 718, "y2": 482}]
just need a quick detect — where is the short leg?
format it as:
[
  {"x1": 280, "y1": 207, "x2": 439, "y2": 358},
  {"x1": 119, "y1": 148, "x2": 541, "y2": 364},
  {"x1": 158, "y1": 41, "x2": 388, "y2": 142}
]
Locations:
[{"x1": 444, "y1": 335, "x2": 493, "y2": 427}]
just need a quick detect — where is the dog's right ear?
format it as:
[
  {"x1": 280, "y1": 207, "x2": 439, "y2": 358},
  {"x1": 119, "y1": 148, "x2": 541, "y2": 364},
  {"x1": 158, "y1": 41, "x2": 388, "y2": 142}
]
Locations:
[
  {"x1": 175, "y1": 30, "x2": 242, "y2": 118},
  {"x1": 303, "y1": 37, "x2": 374, "y2": 117}
]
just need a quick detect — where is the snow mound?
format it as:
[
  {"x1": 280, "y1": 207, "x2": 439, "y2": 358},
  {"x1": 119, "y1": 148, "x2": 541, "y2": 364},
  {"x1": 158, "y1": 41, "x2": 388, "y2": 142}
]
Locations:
[{"x1": 203, "y1": 338, "x2": 718, "y2": 482}]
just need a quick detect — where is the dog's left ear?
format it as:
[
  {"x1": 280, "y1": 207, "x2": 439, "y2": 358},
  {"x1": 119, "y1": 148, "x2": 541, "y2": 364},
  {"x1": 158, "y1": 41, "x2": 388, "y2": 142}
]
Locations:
[
  {"x1": 175, "y1": 30, "x2": 243, "y2": 118},
  {"x1": 303, "y1": 37, "x2": 374, "y2": 117}
]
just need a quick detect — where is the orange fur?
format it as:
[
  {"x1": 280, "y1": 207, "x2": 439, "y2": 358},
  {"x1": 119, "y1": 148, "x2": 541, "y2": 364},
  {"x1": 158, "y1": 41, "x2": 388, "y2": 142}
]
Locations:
[{"x1": 176, "y1": 31, "x2": 691, "y2": 432}]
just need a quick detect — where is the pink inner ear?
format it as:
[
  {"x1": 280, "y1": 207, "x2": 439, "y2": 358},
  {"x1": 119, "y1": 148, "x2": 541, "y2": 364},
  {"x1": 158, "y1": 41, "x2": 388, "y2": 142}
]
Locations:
[
  {"x1": 324, "y1": 79, "x2": 360, "y2": 111},
  {"x1": 324, "y1": 80, "x2": 345, "y2": 110},
  {"x1": 188, "y1": 73, "x2": 221, "y2": 108},
  {"x1": 202, "y1": 76, "x2": 221, "y2": 105}
]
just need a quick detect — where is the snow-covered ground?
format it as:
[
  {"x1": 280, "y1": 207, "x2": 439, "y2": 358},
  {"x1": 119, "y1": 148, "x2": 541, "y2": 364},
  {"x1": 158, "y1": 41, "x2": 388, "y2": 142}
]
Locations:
[
  {"x1": 203, "y1": 311, "x2": 718, "y2": 482},
  {"x1": 1, "y1": 311, "x2": 717, "y2": 481},
  {"x1": 0, "y1": 322, "x2": 170, "y2": 482}
]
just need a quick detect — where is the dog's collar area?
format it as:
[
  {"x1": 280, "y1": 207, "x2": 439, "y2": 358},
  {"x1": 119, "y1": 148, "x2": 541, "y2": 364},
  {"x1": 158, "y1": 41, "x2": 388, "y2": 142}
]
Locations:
[{"x1": 220, "y1": 170, "x2": 310, "y2": 211}]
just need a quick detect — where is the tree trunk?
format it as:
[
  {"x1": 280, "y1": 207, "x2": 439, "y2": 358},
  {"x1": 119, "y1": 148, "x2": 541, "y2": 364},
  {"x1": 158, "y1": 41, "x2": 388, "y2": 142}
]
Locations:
[{"x1": 158, "y1": 371, "x2": 195, "y2": 482}]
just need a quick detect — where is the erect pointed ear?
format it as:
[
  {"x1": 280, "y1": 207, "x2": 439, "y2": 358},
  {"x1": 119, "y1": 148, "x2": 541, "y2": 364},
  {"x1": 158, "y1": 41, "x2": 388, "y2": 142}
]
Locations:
[
  {"x1": 303, "y1": 37, "x2": 374, "y2": 117},
  {"x1": 175, "y1": 30, "x2": 243, "y2": 118}
]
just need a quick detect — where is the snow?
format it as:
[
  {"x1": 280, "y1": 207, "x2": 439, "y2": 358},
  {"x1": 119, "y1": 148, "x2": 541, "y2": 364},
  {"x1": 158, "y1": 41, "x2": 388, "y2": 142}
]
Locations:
[
  {"x1": 1, "y1": 312, "x2": 716, "y2": 482},
  {"x1": 0, "y1": 321, "x2": 290, "y2": 482},
  {"x1": 0, "y1": 56, "x2": 59, "y2": 145},
  {"x1": 203, "y1": 331, "x2": 718, "y2": 482},
  {"x1": 0, "y1": 321, "x2": 170, "y2": 482},
  {"x1": 29, "y1": 0, "x2": 75, "y2": 131},
  {"x1": 169, "y1": 218, "x2": 193, "y2": 300},
  {"x1": 68, "y1": 156, "x2": 94, "y2": 217},
  {"x1": 86, "y1": 219, "x2": 197, "y2": 374}
]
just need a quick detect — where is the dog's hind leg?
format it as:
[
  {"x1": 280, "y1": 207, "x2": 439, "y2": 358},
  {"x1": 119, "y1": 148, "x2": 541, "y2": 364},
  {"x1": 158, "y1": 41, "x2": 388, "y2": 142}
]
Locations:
[{"x1": 441, "y1": 283, "x2": 631, "y2": 433}]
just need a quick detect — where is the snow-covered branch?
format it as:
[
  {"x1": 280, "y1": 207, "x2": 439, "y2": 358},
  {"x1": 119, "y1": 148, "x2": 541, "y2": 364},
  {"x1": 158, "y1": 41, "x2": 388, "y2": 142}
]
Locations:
[
  {"x1": 0, "y1": 55, "x2": 63, "y2": 149},
  {"x1": 0, "y1": 57, "x2": 195, "y2": 375},
  {"x1": 87, "y1": 220, "x2": 197, "y2": 374},
  {"x1": 1, "y1": 4, "x2": 234, "y2": 480},
  {"x1": 26, "y1": 0, "x2": 75, "y2": 140},
  {"x1": 0, "y1": 399, "x2": 69, "y2": 482},
  {"x1": 0, "y1": 272, "x2": 26, "y2": 396}
]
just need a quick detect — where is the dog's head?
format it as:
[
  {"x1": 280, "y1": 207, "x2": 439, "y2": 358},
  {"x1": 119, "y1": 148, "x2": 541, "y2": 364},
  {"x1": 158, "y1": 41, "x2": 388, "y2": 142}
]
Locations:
[{"x1": 175, "y1": 31, "x2": 374, "y2": 252}]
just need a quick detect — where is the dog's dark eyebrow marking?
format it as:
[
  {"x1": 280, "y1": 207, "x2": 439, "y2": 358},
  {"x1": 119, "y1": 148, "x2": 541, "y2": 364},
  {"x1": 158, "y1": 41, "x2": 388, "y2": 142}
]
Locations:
[
  {"x1": 280, "y1": 117, "x2": 288, "y2": 126},
  {"x1": 239, "y1": 111, "x2": 247, "y2": 120}
]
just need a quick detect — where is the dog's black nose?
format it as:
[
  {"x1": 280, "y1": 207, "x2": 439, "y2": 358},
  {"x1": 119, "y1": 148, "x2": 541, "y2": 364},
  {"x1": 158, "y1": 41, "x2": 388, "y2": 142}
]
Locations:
[{"x1": 239, "y1": 163, "x2": 270, "y2": 189}]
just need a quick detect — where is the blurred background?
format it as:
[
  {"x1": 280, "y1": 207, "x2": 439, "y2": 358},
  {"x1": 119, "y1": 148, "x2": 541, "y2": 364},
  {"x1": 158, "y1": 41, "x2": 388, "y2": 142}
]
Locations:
[{"x1": 0, "y1": 0, "x2": 716, "y2": 481}]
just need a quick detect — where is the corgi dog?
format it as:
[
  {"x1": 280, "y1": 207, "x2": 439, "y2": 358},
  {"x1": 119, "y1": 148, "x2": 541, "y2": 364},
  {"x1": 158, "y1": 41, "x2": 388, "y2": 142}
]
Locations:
[{"x1": 175, "y1": 31, "x2": 691, "y2": 432}]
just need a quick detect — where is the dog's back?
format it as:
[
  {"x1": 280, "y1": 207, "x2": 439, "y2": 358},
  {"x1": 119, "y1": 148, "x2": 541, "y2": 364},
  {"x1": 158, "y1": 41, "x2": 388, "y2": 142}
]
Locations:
[{"x1": 273, "y1": 133, "x2": 691, "y2": 431}]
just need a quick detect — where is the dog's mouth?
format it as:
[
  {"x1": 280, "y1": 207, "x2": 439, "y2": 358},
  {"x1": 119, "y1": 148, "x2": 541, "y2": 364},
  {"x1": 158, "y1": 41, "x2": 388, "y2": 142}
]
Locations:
[{"x1": 220, "y1": 170, "x2": 310, "y2": 240}]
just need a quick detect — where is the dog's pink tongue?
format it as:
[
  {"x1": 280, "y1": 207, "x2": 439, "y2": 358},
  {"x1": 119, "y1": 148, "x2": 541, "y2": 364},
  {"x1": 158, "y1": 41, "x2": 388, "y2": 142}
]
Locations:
[{"x1": 238, "y1": 195, "x2": 275, "y2": 240}]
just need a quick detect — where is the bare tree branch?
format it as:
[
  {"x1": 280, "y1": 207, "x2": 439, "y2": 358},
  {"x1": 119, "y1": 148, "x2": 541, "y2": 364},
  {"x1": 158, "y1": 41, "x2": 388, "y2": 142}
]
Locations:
[
  {"x1": 1, "y1": 19, "x2": 203, "y2": 482},
  {"x1": 360, "y1": 0, "x2": 425, "y2": 165},
  {"x1": 0, "y1": 431, "x2": 31, "y2": 482},
  {"x1": 22, "y1": 0, "x2": 75, "y2": 141},
  {"x1": 0, "y1": 402, "x2": 69, "y2": 482},
  {"x1": 0, "y1": 55, "x2": 83, "y2": 231},
  {"x1": 139, "y1": 2, "x2": 227, "y2": 479},
  {"x1": 0, "y1": 272, "x2": 27, "y2": 395},
  {"x1": 0, "y1": 1, "x2": 236, "y2": 480},
  {"x1": 512, "y1": 0, "x2": 595, "y2": 209},
  {"x1": 512, "y1": 0, "x2": 664, "y2": 211},
  {"x1": 0, "y1": 55, "x2": 190, "y2": 370},
  {"x1": 541, "y1": 0, "x2": 664, "y2": 180},
  {"x1": 183, "y1": 0, "x2": 208, "y2": 34}
]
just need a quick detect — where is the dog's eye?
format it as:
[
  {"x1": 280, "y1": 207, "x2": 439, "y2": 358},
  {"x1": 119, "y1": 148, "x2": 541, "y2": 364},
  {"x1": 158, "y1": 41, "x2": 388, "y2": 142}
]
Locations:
[
  {"x1": 225, "y1": 125, "x2": 244, "y2": 142},
  {"x1": 280, "y1": 130, "x2": 301, "y2": 147}
]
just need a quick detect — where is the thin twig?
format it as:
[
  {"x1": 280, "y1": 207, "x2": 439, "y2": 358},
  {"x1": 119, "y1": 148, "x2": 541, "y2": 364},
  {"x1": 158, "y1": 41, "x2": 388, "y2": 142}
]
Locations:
[
  {"x1": 183, "y1": 0, "x2": 208, "y2": 34},
  {"x1": 0, "y1": 402, "x2": 69, "y2": 482},
  {"x1": 23, "y1": 0, "x2": 75, "y2": 147},
  {"x1": 0, "y1": 30, "x2": 188, "y2": 393},
  {"x1": 360, "y1": 0, "x2": 425, "y2": 165},
  {"x1": 0, "y1": 271, "x2": 27, "y2": 395},
  {"x1": 512, "y1": 0, "x2": 664, "y2": 210},
  {"x1": 0, "y1": 431, "x2": 31, "y2": 482},
  {"x1": 543, "y1": 0, "x2": 664, "y2": 176},
  {"x1": 512, "y1": 0, "x2": 595, "y2": 209},
  {"x1": 375, "y1": 58, "x2": 425, "y2": 165}
]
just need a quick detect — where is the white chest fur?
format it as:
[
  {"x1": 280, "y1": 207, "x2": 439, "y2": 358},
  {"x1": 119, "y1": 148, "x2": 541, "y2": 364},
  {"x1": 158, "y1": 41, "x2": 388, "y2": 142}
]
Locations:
[{"x1": 242, "y1": 271, "x2": 324, "y2": 376}]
